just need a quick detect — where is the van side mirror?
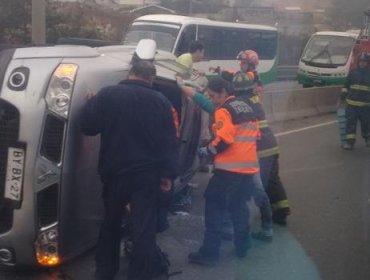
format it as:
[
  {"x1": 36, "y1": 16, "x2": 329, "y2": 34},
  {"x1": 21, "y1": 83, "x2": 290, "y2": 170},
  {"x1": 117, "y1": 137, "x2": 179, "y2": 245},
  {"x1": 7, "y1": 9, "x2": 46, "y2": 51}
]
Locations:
[{"x1": 134, "y1": 39, "x2": 157, "y2": 61}]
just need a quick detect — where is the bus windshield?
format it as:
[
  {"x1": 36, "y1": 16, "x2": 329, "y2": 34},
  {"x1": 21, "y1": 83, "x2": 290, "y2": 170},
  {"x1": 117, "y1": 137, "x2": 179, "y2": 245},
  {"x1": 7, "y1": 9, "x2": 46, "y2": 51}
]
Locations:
[
  {"x1": 301, "y1": 35, "x2": 355, "y2": 66},
  {"x1": 123, "y1": 23, "x2": 180, "y2": 52}
]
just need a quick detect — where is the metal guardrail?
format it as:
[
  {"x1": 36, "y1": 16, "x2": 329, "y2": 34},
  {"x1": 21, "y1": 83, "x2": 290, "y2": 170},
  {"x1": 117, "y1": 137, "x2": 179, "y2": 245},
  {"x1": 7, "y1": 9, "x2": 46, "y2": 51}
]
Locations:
[{"x1": 277, "y1": 65, "x2": 298, "y2": 81}]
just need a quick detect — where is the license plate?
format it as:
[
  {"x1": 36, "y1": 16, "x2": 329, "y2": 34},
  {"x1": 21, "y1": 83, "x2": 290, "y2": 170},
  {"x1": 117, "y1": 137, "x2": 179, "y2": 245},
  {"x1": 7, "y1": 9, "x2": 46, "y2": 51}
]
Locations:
[{"x1": 4, "y1": 147, "x2": 25, "y2": 202}]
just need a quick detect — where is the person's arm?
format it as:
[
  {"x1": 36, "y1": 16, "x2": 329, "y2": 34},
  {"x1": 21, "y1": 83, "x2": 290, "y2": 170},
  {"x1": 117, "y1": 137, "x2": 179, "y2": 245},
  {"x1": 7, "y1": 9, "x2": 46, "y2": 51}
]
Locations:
[
  {"x1": 79, "y1": 88, "x2": 106, "y2": 136},
  {"x1": 193, "y1": 92, "x2": 215, "y2": 113},
  {"x1": 176, "y1": 76, "x2": 215, "y2": 113},
  {"x1": 208, "y1": 108, "x2": 235, "y2": 154},
  {"x1": 341, "y1": 70, "x2": 353, "y2": 100}
]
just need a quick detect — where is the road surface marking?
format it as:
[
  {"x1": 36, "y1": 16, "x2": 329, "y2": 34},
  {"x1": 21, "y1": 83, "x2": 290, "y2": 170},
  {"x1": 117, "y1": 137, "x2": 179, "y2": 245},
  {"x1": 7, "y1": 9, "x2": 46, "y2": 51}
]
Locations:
[{"x1": 275, "y1": 120, "x2": 338, "y2": 137}]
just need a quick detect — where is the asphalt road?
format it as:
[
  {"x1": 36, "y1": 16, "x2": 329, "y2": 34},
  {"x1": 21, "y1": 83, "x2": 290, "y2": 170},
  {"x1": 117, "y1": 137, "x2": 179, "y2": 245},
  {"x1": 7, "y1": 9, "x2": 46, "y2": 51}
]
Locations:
[{"x1": 2, "y1": 113, "x2": 370, "y2": 280}]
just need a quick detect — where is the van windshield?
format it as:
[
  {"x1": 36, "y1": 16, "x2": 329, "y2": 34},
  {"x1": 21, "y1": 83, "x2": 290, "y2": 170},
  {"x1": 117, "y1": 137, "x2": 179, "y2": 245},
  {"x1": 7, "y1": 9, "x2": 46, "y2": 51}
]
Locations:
[
  {"x1": 301, "y1": 35, "x2": 355, "y2": 66},
  {"x1": 123, "y1": 22, "x2": 180, "y2": 52}
]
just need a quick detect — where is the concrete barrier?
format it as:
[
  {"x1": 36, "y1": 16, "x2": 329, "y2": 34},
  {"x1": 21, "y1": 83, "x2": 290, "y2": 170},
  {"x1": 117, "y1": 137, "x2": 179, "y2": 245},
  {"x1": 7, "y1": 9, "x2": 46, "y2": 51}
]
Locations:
[{"x1": 263, "y1": 86, "x2": 341, "y2": 123}]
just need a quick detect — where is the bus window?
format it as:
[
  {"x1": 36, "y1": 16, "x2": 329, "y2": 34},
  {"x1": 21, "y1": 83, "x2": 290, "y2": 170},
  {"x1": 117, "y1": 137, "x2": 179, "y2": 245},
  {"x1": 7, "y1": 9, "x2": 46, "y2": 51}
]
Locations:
[
  {"x1": 197, "y1": 26, "x2": 223, "y2": 59},
  {"x1": 124, "y1": 23, "x2": 180, "y2": 52},
  {"x1": 176, "y1": 24, "x2": 196, "y2": 56},
  {"x1": 301, "y1": 36, "x2": 355, "y2": 66},
  {"x1": 197, "y1": 26, "x2": 277, "y2": 60}
]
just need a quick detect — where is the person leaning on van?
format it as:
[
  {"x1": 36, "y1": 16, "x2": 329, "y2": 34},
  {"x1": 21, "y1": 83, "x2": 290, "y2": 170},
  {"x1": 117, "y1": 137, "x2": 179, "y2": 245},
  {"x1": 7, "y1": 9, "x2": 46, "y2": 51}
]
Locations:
[{"x1": 79, "y1": 60, "x2": 178, "y2": 280}]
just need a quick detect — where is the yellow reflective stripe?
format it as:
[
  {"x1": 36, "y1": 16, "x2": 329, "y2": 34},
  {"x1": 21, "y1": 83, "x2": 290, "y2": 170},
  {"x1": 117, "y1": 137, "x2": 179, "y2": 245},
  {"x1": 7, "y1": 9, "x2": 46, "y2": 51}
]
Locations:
[
  {"x1": 346, "y1": 134, "x2": 356, "y2": 139},
  {"x1": 249, "y1": 95, "x2": 260, "y2": 104},
  {"x1": 258, "y1": 147, "x2": 280, "y2": 158},
  {"x1": 259, "y1": 120, "x2": 268, "y2": 128},
  {"x1": 215, "y1": 161, "x2": 259, "y2": 169},
  {"x1": 272, "y1": 200, "x2": 290, "y2": 210},
  {"x1": 346, "y1": 99, "x2": 370, "y2": 106},
  {"x1": 238, "y1": 123, "x2": 258, "y2": 130},
  {"x1": 350, "y1": 84, "x2": 370, "y2": 91},
  {"x1": 235, "y1": 136, "x2": 257, "y2": 142}
]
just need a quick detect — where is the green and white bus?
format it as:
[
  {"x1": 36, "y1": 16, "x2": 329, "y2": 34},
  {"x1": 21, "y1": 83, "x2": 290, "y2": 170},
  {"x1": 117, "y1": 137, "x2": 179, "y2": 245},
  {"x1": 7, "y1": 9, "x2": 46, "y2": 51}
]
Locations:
[
  {"x1": 297, "y1": 31, "x2": 359, "y2": 87},
  {"x1": 123, "y1": 14, "x2": 279, "y2": 84}
]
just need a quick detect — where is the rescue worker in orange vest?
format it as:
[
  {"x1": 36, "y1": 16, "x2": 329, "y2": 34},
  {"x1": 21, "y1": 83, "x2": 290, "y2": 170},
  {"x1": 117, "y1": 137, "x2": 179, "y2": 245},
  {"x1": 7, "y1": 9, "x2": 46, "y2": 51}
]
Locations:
[
  {"x1": 341, "y1": 52, "x2": 370, "y2": 150},
  {"x1": 186, "y1": 77, "x2": 262, "y2": 266}
]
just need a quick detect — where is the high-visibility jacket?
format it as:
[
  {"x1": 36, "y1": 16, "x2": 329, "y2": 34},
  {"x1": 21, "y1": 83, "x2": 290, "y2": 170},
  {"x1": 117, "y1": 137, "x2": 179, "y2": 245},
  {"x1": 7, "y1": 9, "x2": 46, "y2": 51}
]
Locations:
[
  {"x1": 342, "y1": 67, "x2": 370, "y2": 106},
  {"x1": 210, "y1": 96, "x2": 260, "y2": 174},
  {"x1": 242, "y1": 95, "x2": 279, "y2": 158}
]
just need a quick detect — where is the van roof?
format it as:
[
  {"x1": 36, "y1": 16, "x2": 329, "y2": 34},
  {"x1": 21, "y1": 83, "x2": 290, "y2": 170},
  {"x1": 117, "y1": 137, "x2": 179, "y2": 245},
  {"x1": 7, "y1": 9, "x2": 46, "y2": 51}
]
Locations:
[{"x1": 134, "y1": 14, "x2": 277, "y2": 32}]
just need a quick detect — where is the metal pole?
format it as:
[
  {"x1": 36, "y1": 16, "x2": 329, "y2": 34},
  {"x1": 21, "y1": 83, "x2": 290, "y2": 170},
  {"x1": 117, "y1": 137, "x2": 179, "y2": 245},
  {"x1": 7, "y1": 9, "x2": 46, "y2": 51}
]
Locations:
[{"x1": 32, "y1": 0, "x2": 46, "y2": 44}]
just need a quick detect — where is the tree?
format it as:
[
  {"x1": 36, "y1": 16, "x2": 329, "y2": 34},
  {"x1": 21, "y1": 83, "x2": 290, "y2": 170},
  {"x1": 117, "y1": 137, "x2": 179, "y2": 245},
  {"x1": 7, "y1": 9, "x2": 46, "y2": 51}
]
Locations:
[
  {"x1": 328, "y1": 0, "x2": 370, "y2": 30},
  {"x1": 0, "y1": 0, "x2": 32, "y2": 44}
]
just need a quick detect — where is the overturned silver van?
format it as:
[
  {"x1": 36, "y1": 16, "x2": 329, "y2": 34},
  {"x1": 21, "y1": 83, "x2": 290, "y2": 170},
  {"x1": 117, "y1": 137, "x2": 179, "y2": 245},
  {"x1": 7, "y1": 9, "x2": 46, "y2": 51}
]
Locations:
[{"x1": 0, "y1": 41, "x2": 201, "y2": 267}]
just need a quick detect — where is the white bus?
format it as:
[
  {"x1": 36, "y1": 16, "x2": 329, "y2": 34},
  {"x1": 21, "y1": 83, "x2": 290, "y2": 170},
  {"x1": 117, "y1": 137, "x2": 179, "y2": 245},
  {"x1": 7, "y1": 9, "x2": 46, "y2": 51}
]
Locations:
[
  {"x1": 123, "y1": 14, "x2": 279, "y2": 84},
  {"x1": 297, "y1": 31, "x2": 359, "y2": 87}
]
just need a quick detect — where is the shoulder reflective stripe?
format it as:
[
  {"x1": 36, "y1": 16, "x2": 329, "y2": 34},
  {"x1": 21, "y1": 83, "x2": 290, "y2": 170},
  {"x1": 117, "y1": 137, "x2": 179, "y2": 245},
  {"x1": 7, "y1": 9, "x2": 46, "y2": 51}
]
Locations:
[
  {"x1": 258, "y1": 147, "x2": 280, "y2": 158},
  {"x1": 215, "y1": 161, "x2": 259, "y2": 169},
  {"x1": 346, "y1": 134, "x2": 356, "y2": 139},
  {"x1": 272, "y1": 200, "x2": 290, "y2": 210},
  {"x1": 346, "y1": 99, "x2": 370, "y2": 106},
  {"x1": 350, "y1": 84, "x2": 370, "y2": 91},
  {"x1": 259, "y1": 120, "x2": 268, "y2": 128},
  {"x1": 238, "y1": 123, "x2": 258, "y2": 130},
  {"x1": 235, "y1": 136, "x2": 257, "y2": 142},
  {"x1": 250, "y1": 95, "x2": 260, "y2": 104}
]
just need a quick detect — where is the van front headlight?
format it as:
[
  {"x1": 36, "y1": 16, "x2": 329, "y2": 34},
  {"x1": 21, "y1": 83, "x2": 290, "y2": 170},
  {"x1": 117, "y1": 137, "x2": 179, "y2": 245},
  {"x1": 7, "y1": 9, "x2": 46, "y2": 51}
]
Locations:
[{"x1": 45, "y1": 64, "x2": 78, "y2": 118}]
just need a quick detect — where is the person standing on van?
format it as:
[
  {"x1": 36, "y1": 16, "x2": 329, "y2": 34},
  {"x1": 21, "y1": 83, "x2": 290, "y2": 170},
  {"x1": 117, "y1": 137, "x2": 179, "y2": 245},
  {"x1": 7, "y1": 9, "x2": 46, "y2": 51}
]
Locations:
[
  {"x1": 177, "y1": 40, "x2": 210, "y2": 173},
  {"x1": 186, "y1": 77, "x2": 261, "y2": 265},
  {"x1": 80, "y1": 60, "x2": 178, "y2": 280},
  {"x1": 176, "y1": 40, "x2": 205, "y2": 74},
  {"x1": 341, "y1": 52, "x2": 370, "y2": 150}
]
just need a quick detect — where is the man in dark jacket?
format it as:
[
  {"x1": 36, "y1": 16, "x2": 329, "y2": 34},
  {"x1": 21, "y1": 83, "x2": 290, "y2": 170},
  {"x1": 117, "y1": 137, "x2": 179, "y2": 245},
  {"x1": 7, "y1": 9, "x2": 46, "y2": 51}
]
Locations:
[
  {"x1": 341, "y1": 52, "x2": 370, "y2": 150},
  {"x1": 80, "y1": 60, "x2": 178, "y2": 280}
]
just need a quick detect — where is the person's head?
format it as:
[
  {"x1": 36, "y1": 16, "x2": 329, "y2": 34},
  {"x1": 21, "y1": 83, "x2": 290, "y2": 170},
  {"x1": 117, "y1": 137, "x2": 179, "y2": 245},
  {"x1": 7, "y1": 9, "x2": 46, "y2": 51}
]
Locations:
[
  {"x1": 358, "y1": 52, "x2": 370, "y2": 69},
  {"x1": 206, "y1": 77, "x2": 233, "y2": 107},
  {"x1": 189, "y1": 40, "x2": 205, "y2": 63},
  {"x1": 232, "y1": 72, "x2": 256, "y2": 96},
  {"x1": 128, "y1": 60, "x2": 157, "y2": 85},
  {"x1": 237, "y1": 49, "x2": 259, "y2": 72}
]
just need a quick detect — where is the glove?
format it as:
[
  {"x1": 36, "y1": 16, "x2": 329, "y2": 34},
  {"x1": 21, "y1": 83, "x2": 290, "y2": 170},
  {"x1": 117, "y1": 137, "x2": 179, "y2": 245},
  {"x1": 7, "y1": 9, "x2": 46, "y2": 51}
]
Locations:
[{"x1": 198, "y1": 146, "x2": 208, "y2": 158}]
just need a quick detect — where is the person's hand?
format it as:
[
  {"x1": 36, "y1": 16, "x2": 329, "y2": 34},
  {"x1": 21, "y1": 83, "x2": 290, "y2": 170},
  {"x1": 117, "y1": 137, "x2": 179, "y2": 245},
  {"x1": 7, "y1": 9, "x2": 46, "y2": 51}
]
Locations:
[
  {"x1": 198, "y1": 146, "x2": 208, "y2": 158},
  {"x1": 209, "y1": 66, "x2": 221, "y2": 73},
  {"x1": 160, "y1": 178, "x2": 172, "y2": 192},
  {"x1": 87, "y1": 91, "x2": 96, "y2": 100},
  {"x1": 175, "y1": 75, "x2": 184, "y2": 85}
]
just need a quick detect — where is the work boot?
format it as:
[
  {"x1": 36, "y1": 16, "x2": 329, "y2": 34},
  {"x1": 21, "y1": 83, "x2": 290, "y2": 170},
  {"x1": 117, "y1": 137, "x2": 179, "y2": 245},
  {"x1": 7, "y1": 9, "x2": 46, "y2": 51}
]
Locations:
[
  {"x1": 251, "y1": 229, "x2": 273, "y2": 243},
  {"x1": 273, "y1": 208, "x2": 290, "y2": 226},
  {"x1": 188, "y1": 251, "x2": 218, "y2": 266},
  {"x1": 198, "y1": 164, "x2": 210, "y2": 173},
  {"x1": 342, "y1": 143, "x2": 354, "y2": 150}
]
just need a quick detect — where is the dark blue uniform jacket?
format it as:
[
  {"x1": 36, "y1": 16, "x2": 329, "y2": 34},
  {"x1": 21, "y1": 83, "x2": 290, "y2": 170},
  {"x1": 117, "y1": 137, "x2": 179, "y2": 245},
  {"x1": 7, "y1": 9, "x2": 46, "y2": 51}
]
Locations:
[{"x1": 80, "y1": 79, "x2": 179, "y2": 182}]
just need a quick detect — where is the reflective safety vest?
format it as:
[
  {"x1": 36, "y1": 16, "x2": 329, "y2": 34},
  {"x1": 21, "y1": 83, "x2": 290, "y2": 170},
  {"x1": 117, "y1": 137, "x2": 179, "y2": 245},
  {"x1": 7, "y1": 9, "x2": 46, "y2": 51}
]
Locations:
[
  {"x1": 342, "y1": 67, "x2": 370, "y2": 106},
  {"x1": 211, "y1": 96, "x2": 260, "y2": 174},
  {"x1": 244, "y1": 95, "x2": 280, "y2": 158}
]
